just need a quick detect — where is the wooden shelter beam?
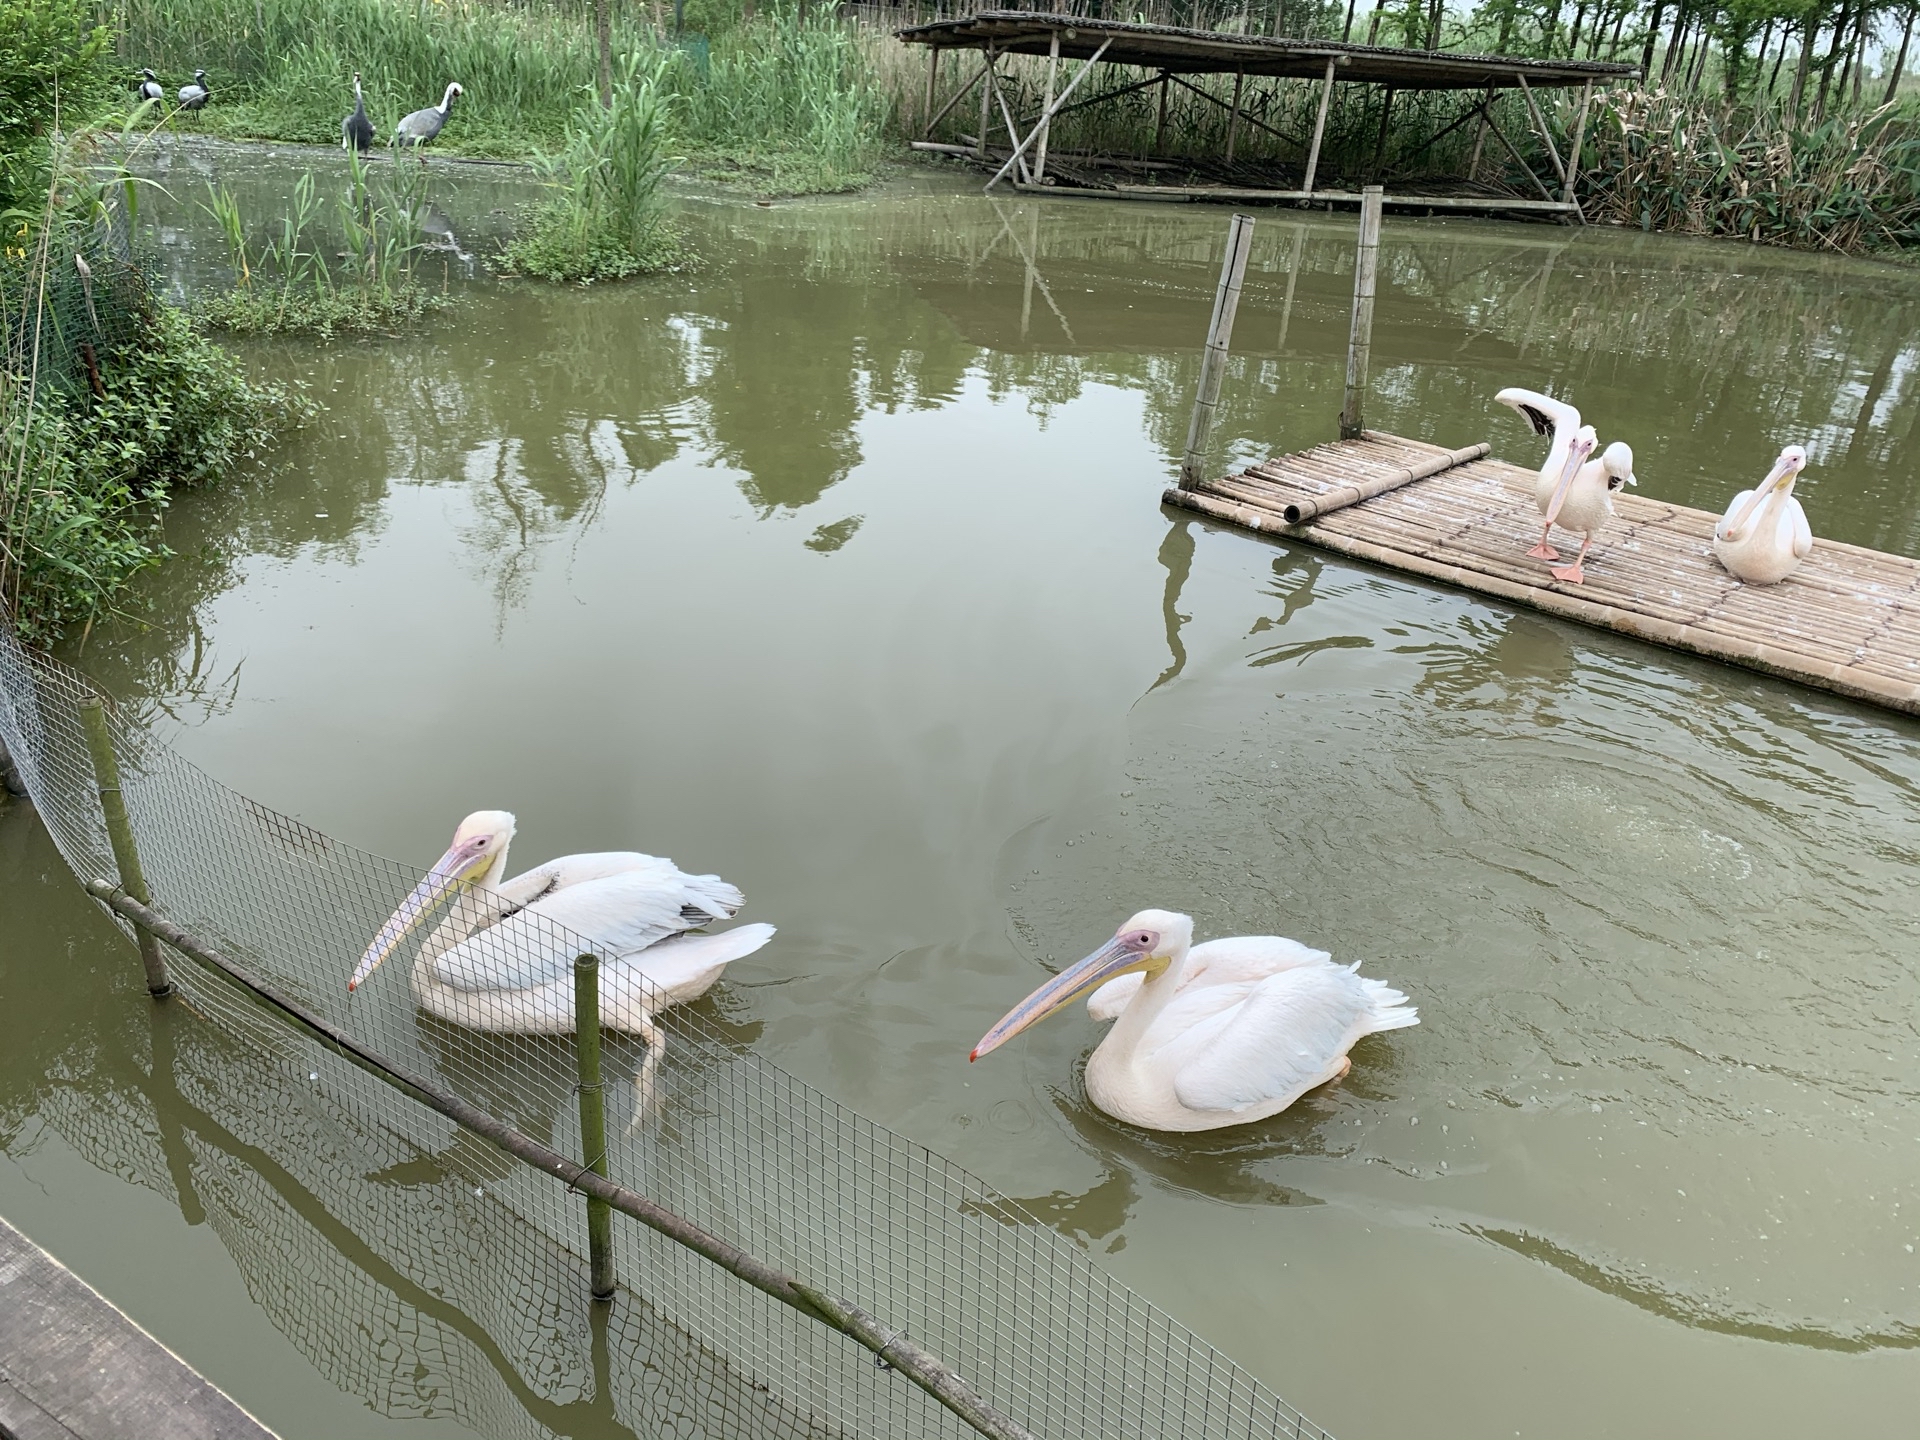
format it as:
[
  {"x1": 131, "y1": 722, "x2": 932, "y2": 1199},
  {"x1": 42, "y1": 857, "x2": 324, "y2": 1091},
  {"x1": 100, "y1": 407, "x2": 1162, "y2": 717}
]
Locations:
[
  {"x1": 1562, "y1": 79, "x2": 1595, "y2": 209},
  {"x1": 923, "y1": 54, "x2": 993, "y2": 139},
  {"x1": 1482, "y1": 109, "x2": 1558, "y2": 203},
  {"x1": 1515, "y1": 74, "x2": 1568, "y2": 186},
  {"x1": 1016, "y1": 71, "x2": 1166, "y2": 129},
  {"x1": 1033, "y1": 29, "x2": 1062, "y2": 183},
  {"x1": 1167, "y1": 73, "x2": 1305, "y2": 148},
  {"x1": 984, "y1": 37, "x2": 1113, "y2": 191}
]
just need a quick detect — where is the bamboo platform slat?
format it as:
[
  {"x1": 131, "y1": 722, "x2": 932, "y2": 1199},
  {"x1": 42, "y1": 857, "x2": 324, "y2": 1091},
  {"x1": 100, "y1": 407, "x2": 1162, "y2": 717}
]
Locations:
[{"x1": 1162, "y1": 432, "x2": 1920, "y2": 717}]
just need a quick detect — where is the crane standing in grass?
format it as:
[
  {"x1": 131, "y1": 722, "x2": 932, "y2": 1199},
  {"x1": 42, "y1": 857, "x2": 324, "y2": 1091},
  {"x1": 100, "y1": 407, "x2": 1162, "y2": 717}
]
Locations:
[
  {"x1": 394, "y1": 83, "x2": 464, "y2": 158},
  {"x1": 137, "y1": 69, "x2": 163, "y2": 104},
  {"x1": 342, "y1": 73, "x2": 375, "y2": 152},
  {"x1": 178, "y1": 70, "x2": 210, "y2": 110}
]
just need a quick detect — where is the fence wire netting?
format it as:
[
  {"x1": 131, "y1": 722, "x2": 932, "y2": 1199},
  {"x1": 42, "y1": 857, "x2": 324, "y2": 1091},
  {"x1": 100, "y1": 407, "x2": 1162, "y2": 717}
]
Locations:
[{"x1": 0, "y1": 618, "x2": 1333, "y2": 1440}]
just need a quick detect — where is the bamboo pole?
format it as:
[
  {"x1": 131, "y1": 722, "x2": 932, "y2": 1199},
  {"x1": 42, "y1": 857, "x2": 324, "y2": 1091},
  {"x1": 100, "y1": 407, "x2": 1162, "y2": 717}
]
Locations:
[
  {"x1": 1370, "y1": 86, "x2": 1396, "y2": 176},
  {"x1": 1562, "y1": 80, "x2": 1594, "y2": 212},
  {"x1": 975, "y1": 45, "x2": 993, "y2": 160},
  {"x1": 1340, "y1": 187, "x2": 1383, "y2": 442},
  {"x1": 924, "y1": 56, "x2": 992, "y2": 139},
  {"x1": 1466, "y1": 88, "x2": 1493, "y2": 182},
  {"x1": 1032, "y1": 30, "x2": 1061, "y2": 183},
  {"x1": 1154, "y1": 71, "x2": 1170, "y2": 155},
  {"x1": 983, "y1": 39, "x2": 1112, "y2": 192},
  {"x1": 573, "y1": 954, "x2": 615, "y2": 1301},
  {"x1": 1515, "y1": 75, "x2": 1568, "y2": 186},
  {"x1": 78, "y1": 700, "x2": 170, "y2": 998},
  {"x1": 1280, "y1": 442, "x2": 1489, "y2": 523},
  {"x1": 1178, "y1": 212, "x2": 1256, "y2": 491},
  {"x1": 86, "y1": 883, "x2": 1041, "y2": 1440},
  {"x1": 1303, "y1": 57, "x2": 1337, "y2": 193},
  {"x1": 922, "y1": 45, "x2": 940, "y2": 138}
]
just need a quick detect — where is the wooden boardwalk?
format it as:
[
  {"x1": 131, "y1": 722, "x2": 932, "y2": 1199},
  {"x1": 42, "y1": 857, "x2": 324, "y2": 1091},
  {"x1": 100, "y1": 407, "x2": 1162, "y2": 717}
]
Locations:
[
  {"x1": 1163, "y1": 432, "x2": 1920, "y2": 717},
  {"x1": 0, "y1": 1214, "x2": 278, "y2": 1440}
]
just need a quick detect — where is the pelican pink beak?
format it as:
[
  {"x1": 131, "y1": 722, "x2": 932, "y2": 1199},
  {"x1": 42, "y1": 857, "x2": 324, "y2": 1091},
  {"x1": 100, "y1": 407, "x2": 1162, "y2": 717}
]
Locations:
[
  {"x1": 1719, "y1": 447, "x2": 1807, "y2": 543},
  {"x1": 970, "y1": 928, "x2": 1159, "y2": 1061},
  {"x1": 349, "y1": 832, "x2": 494, "y2": 990},
  {"x1": 1543, "y1": 427, "x2": 1597, "y2": 530}
]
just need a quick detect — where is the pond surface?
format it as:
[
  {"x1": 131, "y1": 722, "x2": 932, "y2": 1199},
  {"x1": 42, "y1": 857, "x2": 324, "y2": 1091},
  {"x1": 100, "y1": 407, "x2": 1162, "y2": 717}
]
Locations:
[{"x1": 4, "y1": 140, "x2": 1919, "y2": 1439}]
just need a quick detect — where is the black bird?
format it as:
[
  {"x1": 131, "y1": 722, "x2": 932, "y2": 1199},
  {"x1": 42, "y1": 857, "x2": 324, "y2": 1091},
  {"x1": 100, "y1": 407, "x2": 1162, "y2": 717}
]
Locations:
[
  {"x1": 394, "y1": 82, "x2": 462, "y2": 154},
  {"x1": 341, "y1": 73, "x2": 374, "y2": 152},
  {"x1": 137, "y1": 68, "x2": 163, "y2": 104},
  {"x1": 178, "y1": 70, "x2": 210, "y2": 110}
]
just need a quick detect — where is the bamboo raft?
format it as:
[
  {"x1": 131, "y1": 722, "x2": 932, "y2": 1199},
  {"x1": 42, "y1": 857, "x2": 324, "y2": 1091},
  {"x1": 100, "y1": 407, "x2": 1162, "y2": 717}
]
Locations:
[{"x1": 1162, "y1": 432, "x2": 1920, "y2": 717}]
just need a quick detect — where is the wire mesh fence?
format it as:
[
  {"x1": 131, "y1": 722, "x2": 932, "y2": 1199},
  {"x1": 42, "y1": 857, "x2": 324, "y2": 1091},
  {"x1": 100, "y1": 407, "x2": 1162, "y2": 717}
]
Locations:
[{"x1": 0, "y1": 614, "x2": 1334, "y2": 1440}]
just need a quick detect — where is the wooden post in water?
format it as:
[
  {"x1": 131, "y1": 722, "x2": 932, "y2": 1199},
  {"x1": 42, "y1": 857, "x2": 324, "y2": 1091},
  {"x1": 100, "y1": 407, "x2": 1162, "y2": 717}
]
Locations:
[
  {"x1": 78, "y1": 700, "x2": 170, "y2": 998},
  {"x1": 573, "y1": 953, "x2": 615, "y2": 1301},
  {"x1": 1340, "y1": 186, "x2": 1384, "y2": 441},
  {"x1": 1178, "y1": 212, "x2": 1255, "y2": 492}
]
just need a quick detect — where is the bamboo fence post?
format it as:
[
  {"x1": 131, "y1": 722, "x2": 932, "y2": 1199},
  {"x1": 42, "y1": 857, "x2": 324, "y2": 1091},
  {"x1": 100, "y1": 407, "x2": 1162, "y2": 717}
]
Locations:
[
  {"x1": 574, "y1": 953, "x2": 615, "y2": 1301},
  {"x1": 78, "y1": 700, "x2": 170, "y2": 998},
  {"x1": 1303, "y1": 57, "x2": 1337, "y2": 193},
  {"x1": 1340, "y1": 187, "x2": 1384, "y2": 441},
  {"x1": 1032, "y1": 29, "x2": 1061, "y2": 183},
  {"x1": 1179, "y1": 212, "x2": 1255, "y2": 491},
  {"x1": 83, "y1": 882, "x2": 1043, "y2": 1440}
]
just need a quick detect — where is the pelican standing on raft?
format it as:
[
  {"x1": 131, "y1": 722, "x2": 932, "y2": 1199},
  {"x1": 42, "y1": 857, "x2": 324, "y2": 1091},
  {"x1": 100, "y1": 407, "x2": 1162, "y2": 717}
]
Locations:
[
  {"x1": 970, "y1": 910, "x2": 1418, "y2": 1133},
  {"x1": 349, "y1": 810, "x2": 774, "y2": 1035},
  {"x1": 1714, "y1": 445, "x2": 1811, "y2": 585},
  {"x1": 1496, "y1": 388, "x2": 1637, "y2": 584}
]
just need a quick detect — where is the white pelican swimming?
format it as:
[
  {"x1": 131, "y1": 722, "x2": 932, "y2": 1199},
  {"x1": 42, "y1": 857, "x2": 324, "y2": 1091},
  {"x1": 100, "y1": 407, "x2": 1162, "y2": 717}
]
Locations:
[
  {"x1": 1714, "y1": 446, "x2": 1811, "y2": 585},
  {"x1": 349, "y1": 810, "x2": 774, "y2": 1035},
  {"x1": 1496, "y1": 387, "x2": 1637, "y2": 584},
  {"x1": 969, "y1": 909, "x2": 1418, "y2": 1133}
]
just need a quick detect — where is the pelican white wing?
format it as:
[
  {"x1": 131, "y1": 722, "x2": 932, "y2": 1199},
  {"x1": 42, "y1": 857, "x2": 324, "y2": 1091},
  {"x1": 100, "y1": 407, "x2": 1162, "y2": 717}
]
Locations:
[
  {"x1": 429, "y1": 856, "x2": 743, "y2": 993},
  {"x1": 1495, "y1": 387, "x2": 1581, "y2": 441},
  {"x1": 1168, "y1": 962, "x2": 1419, "y2": 1114}
]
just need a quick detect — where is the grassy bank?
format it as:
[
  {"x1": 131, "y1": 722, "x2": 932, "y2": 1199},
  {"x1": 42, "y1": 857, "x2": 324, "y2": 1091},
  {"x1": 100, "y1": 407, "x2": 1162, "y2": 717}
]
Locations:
[{"x1": 114, "y1": 0, "x2": 897, "y2": 194}]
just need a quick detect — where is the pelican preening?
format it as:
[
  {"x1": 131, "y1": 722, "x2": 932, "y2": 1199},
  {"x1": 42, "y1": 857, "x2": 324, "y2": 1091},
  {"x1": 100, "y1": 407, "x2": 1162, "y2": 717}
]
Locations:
[
  {"x1": 970, "y1": 910, "x2": 1419, "y2": 1133},
  {"x1": 1715, "y1": 446, "x2": 1812, "y2": 585},
  {"x1": 342, "y1": 73, "x2": 375, "y2": 152},
  {"x1": 395, "y1": 82, "x2": 463, "y2": 153},
  {"x1": 349, "y1": 810, "x2": 774, "y2": 1036},
  {"x1": 1495, "y1": 387, "x2": 1637, "y2": 585}
]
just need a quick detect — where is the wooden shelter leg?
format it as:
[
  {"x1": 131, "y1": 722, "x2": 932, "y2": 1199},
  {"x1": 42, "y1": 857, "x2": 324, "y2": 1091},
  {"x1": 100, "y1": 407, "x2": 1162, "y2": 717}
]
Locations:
[
  {"x1": 1226, "y1": 70, "x2": 1245, "y2": 163},
  {"x1": 924, "y1": 56, "x2": 992, "y2": 140},
  {"x1": 1303, "y1": 56, "x2": 1336, "y2": 194},
  {"x1": 1033, "y1": 30, "x2": 1061, "y2": 183},
  {"x1": 1154, "y1": 71, "x2": 1170, "y2": 156},
  {"x1": 1562, "y1": 80, "x2": 1594, "y2": 217},
  {"x1": 976, "y1": 44, "x2": 993, "y2": 160},
  {"x1": 983, "y1": 38, "x2": 1112, "y2": 191},
  {"x1": 991, "y1": 68, "x2": 1032, "y2": 185},
  {"x1": 1485, "y1": 110, "x2": 1559, "y2": 203},
  {"x1": 1516, "y1": 74, "x2": 1568, "y2": 185},
  {"x1": 923, "y1": 46, "x2": 939, "y2": 137},
  {"x1": 1466, "y1": 87, "x2": 1492, "y2": 181},
  {"x1": 1371, "y1": 86, "x2": 1396, "y2": 177}
]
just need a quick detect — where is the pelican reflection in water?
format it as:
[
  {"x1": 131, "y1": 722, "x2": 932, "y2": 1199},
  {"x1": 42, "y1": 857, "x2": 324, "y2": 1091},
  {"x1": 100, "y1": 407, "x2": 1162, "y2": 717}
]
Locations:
[{"x1": 971, "y1": 909, "x2": 1418, "y2": 1133}]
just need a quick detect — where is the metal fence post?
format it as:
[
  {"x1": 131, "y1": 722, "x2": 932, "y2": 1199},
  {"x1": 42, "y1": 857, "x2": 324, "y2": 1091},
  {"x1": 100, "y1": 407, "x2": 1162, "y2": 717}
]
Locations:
[
  {"x1": 1178, "y1": 212, "x2": 1256, "y2": 491},
  {"x1": 78, "y1": 699, "x2": 171, "y2": 997},
  {"x1": 1340, "y1": 186, "x2": 1384, "y2": 441},
  {"x1": 573, "y1": 953, "x2": 615, "y2": 1300}
]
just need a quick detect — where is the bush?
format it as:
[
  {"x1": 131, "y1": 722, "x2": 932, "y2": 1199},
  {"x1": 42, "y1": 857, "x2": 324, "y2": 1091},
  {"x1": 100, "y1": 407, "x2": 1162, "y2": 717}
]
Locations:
[
  {"x1": 499, "y1": 53, "x2": 681, "y2": 283},
  {"x1": 0, "y1": 0, "x2": 112, "y2": 209}
]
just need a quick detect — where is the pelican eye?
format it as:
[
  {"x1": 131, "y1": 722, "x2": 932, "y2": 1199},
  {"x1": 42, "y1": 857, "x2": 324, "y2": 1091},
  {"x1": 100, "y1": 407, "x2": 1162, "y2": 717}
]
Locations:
[{"x1": 1128, "y1": 930, "x2": 1156, "y2": 949}]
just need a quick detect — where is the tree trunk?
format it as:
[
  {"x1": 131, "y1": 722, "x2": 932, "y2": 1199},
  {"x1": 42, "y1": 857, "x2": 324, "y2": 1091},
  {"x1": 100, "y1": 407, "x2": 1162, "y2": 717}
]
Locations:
[
  {"x1": 1569, "y1": 0, "x2": 1588, "y2": 53},
  {"x1": 1790, "y1": 9, "x2": 1820, "y2": 114},
  {"x1": 1342, "y1": 0, "x2": 1358, "y2": 41},
  {"x1": 1425, "y1": 0, "x2": 1443, "y2": 49},
  {"x1": 1660, "y1": 1, "x2": 1690, "y2": 83},
  {"x1": 1849, "y1": 0, "x2": 1870, "y2": 105},
  {"x1": 1816, "y1": 4, "x2": 1849, "y2": 117},
  {"x1": 1642, "y1": 0, "x2": 1667, "y2": 75},
  {"x1": 1688, "y1": 18, "x2": 1711, "y2": 90},
  {"x1": 1603, "y1": 4, "x2": 1627, "y2": 58},
  {"x1": 1886, "y1": 2, "x2": 1917, "y2": 104}
]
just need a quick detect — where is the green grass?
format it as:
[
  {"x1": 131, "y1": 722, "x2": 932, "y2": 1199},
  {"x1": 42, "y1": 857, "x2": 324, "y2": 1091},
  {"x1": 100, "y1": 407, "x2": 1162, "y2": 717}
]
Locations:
[{"x1": 115, "y1": 0, "x2": 897, "y2": 193}]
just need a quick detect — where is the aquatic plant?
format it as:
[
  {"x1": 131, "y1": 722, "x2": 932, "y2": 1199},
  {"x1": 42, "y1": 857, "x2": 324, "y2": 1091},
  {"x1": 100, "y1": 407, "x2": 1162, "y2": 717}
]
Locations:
[
  {"x1": 1, "y1": 133, "x2": 305, "y2": 641},
  {"x1": 498, "y1": 52, "x2": 681, "y2": 283}
]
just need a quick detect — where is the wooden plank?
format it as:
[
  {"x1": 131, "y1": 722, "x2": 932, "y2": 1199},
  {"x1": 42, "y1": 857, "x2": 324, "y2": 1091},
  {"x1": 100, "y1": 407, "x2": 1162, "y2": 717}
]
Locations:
[
  {"x1": 1166, "y1": 432, "x2": 1920, "y2": 717},
  {"x1": 1109, "y1": 184, "x2": 1578, "y2": 211},
  {"x1": 0, "y1": 1215, "x2": 279, "y2": 1440}
]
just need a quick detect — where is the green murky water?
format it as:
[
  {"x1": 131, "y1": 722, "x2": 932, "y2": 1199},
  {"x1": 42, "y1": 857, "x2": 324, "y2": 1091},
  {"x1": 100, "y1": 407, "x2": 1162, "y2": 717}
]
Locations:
[{"x1": 3, "y1": 140, "x2": 1918, "y2": 1438}]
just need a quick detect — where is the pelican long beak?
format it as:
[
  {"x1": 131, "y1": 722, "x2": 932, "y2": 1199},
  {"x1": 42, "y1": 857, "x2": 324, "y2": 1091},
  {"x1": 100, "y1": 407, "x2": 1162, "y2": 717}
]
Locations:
[
  {"x1": 349, "y1": 835, "x2": 491, "y2": 990},
  {"x1": 970, "y1": 936, "x2": 1156, "y2": 1061},
  {"x1": 1721, "y1": 454, "x2": 1797, "y2": 542},
  {"x1": 1543, "y1": 436, "x2": 1594, "y2": 529}
]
